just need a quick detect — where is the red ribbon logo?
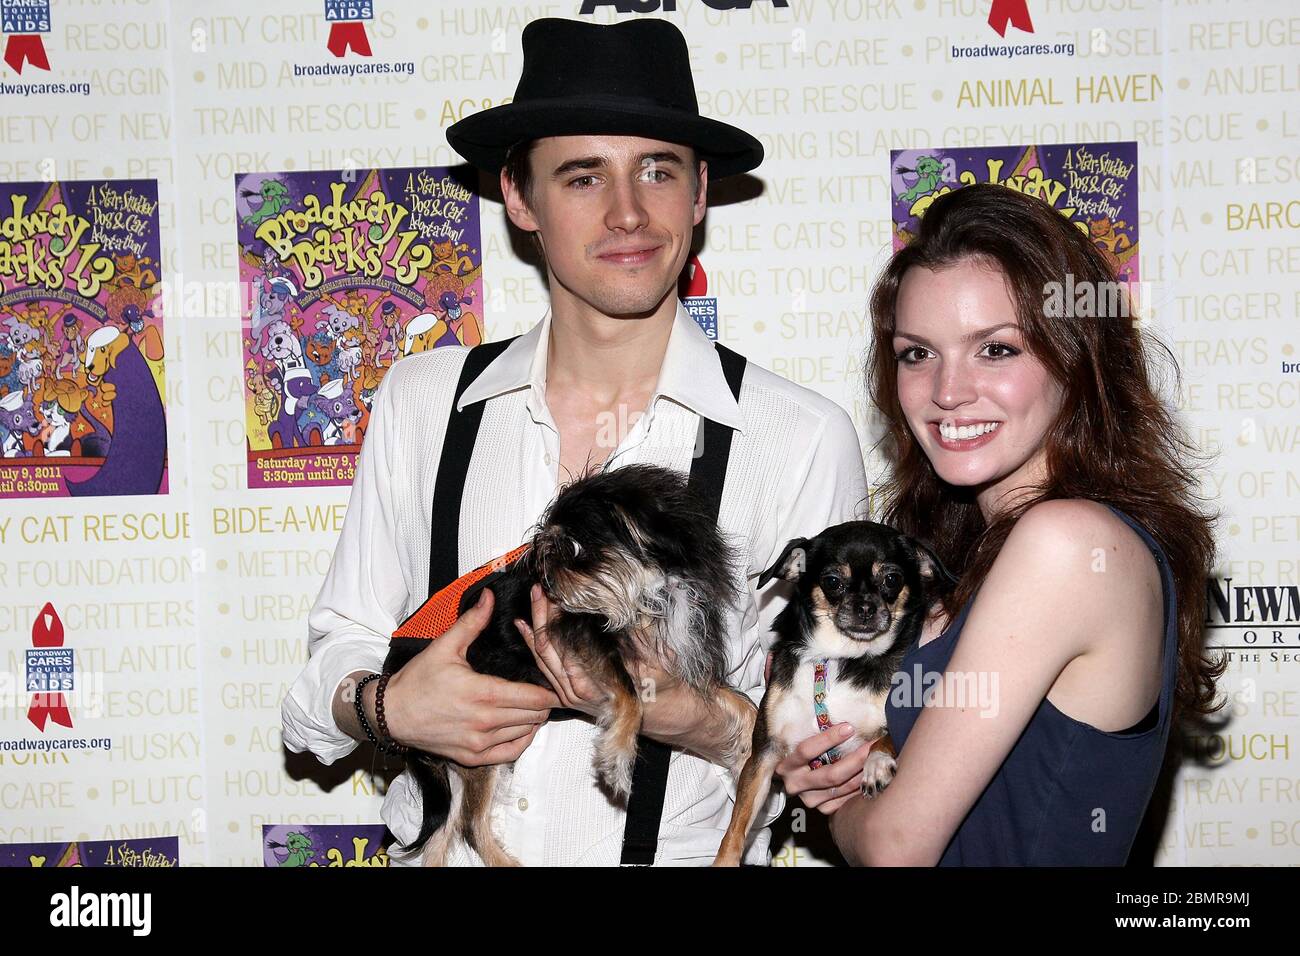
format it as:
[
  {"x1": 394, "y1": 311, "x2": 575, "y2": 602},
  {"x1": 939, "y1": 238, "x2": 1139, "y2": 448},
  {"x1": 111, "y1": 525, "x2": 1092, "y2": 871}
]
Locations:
[
  {"x1": 3, "y1": 34, "x2": 50, "y2": 74},
  {"x1": 27, "y1": 602, "x2": 73, "y2": 731},
  {"x1": 988, "y1": 0, "x2": 1034, "y2": 37},
  {"x1": 679, "y1": 255, "x2": 708, "y2": 298},
  {"x1": 326, "y1": 21, "x2": 371, "y2": 58}
]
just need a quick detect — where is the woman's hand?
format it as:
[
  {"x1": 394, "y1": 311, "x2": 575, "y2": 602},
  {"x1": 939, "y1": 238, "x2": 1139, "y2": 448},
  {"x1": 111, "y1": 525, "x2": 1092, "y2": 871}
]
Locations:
[
  {"x1": 516, "y1": 584, "x2": 606, "y2": 718},
  {"x1": 774, "y1": 724, "x2": 880, "y2": 815}
]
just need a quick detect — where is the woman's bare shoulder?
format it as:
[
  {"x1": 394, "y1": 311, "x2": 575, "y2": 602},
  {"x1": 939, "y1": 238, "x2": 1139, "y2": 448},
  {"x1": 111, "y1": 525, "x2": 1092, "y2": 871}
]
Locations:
[
  {"x1": 993, "y1": 498, "x2": 1162, "y2": 644},
  {"x1": 1005, "y1": 499, "x2": 1148, "y2": 561},
  {"x1": 1004, "y1": 501, "x2": 1166, "y2": 726}
]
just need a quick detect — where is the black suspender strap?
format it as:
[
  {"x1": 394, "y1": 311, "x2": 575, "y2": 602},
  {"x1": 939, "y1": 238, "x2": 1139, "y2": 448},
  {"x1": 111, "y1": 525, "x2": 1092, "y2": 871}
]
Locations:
[
  {"x1": 619, "y1": 341, "x2": 746, "y2": 865},
  {"x1": 427, "y1": 338, "x2": 518, "y2": 596},
  {"x1": 424, "y1": 336, "x2": 747, "y2": 866},
  {"x1": 385, "y1": 339, "x2": 518, "y2": 678}
]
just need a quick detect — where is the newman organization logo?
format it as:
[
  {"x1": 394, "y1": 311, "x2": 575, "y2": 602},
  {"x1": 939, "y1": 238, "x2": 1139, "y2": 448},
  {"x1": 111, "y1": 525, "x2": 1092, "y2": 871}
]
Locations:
[
  {"x1": 0, "y1": 0, "x2": 51, "y2": 74},
  {"x1": 1207, "y1": 577, "x2": 1300, "y2": 664}
]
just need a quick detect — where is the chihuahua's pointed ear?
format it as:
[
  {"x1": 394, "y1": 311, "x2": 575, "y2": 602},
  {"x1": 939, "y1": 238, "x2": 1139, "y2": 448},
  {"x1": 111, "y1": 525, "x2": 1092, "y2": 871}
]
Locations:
[
  {"x1": 758, "y1": 538, "x2": 810, "y2": 591},
  {"x1": 913, "y1": 538, "x2": 959, "y2": 591}
]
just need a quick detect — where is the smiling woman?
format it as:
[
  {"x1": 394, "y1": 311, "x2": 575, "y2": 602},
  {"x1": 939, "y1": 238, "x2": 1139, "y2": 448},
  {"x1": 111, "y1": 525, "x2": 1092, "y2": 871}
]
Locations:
[
  {"x1": 864, "y1": 185, "x2": 1222, "y2": 704},
  {"x1": 780, "y1": 183, "x2": 1225, "y2": 866}
]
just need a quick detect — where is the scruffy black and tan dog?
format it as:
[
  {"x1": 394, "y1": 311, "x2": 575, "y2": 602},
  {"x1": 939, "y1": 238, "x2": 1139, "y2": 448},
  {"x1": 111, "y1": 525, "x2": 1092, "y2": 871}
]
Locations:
[
  {"x1": 384, "y1": 463, "x2": 754, "y2": 866},
  {"x1": 713, "y1": 520, "x2": 957, "y2": 866}
]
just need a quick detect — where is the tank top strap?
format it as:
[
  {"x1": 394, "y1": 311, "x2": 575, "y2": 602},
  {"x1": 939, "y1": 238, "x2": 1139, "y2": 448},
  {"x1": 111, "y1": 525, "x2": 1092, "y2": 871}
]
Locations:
[
  {"x1": 909, "y1": 580, "x2": 982, "y2": 658},
  {"x1": 1100, "y1": 503, "x2": 1180, "y2": 730}
]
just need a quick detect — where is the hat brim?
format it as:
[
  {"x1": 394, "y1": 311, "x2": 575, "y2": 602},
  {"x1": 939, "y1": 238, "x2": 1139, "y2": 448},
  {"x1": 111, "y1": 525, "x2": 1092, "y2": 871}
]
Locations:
[{"x1": 446, "y1": 98, "x2": 764, "y2": 180}]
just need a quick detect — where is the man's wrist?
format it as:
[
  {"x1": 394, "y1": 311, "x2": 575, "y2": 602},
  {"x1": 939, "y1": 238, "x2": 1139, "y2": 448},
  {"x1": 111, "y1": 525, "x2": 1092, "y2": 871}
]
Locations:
[
  {"x1": 360, "y1": 678, "x2": 380, "y2": 737},
  {"x1": 642, "y1": 681, "x2": 754, "y2": 768},
  {"x1": 639, "y1": 677, "x2": 691, "y2": 738},
  {"x1": 336, "y1": 669, "x2": 384, "y2": 745}
]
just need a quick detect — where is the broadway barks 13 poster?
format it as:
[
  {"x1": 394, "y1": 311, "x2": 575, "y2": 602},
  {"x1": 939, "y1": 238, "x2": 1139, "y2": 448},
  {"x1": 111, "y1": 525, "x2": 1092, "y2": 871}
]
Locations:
[
  {"x1": 235, "y1": 166, "x2": 483, "y2": 490},
  {"x1": 0, "y1": 178, "x2": 167, "y2": 498},
  {"x1": 891, "y1": 141, "x2": 1140, "y2": 285}
]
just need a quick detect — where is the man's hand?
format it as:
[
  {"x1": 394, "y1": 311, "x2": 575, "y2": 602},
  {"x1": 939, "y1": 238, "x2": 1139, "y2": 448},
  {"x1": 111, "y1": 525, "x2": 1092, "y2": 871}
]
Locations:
[
  {"x1": 383, "y1": 588, "x2": 560, "y2": 766},
  {"x1": 515, "y1": 583, "x2": 607, "y2": 718},
  {"x1": 515, "y1": 584, "x2": 754, "y2": 768}
]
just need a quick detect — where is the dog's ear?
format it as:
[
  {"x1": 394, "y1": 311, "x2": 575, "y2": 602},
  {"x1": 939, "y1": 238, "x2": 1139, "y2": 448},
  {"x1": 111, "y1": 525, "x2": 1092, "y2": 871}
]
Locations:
[
  {"x1": 912, "y1": 538, "x2": 959, "y2": 591},
  {"x1": 758, "y1": 538, "x2": 810, "y2": 591}
]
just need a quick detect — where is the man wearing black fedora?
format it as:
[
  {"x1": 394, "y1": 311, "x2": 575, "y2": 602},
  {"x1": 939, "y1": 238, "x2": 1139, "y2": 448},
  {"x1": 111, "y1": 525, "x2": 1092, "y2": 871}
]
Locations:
[{"x1": 283, "y1": 17, "x2": 868, "y2": 866}]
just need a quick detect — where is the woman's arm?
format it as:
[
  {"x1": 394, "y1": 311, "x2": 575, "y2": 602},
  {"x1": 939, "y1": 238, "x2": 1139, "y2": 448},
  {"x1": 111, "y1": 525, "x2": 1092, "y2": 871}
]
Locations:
[{"x1": 820, "y1": 500, "x2": 1151, "y2": 865}]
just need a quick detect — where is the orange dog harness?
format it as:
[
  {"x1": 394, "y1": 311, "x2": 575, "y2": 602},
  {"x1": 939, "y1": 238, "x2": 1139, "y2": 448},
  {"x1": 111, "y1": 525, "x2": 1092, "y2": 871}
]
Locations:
[{"x1": 392, "y1": 543, "x2": 530, "y2": 641}]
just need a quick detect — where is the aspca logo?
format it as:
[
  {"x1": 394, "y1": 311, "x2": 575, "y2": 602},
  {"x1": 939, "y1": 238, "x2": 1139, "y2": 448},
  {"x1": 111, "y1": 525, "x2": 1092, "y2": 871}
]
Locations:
[
  {"x1": 1, "y1": 0, "x2": 52, "y2": 74},
  {"x1": 26, "y1": 601, "x2": 74, "y2": 731},
  {"x1": 580, "y1": 0, "x2": 788, "y2": 13},
  {"x1": 323, "y1": 0, "x2": 373, "y2": 57},
  {"x1": 987, "y1": 0, "x2": 1034, "y2": 37}
]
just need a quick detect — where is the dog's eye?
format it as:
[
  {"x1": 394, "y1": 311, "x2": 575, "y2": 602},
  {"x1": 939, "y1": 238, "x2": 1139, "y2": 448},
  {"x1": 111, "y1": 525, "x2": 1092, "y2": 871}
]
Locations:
[
  {"x1": 570, "y1": 539, "x2": 582, "y2": 557},
  {"x1": 883, "y1": 571, "x2": 903, "y2": 592},
  {"x1": 820, "y1": 575, "x2": 845, "y2": 598}
]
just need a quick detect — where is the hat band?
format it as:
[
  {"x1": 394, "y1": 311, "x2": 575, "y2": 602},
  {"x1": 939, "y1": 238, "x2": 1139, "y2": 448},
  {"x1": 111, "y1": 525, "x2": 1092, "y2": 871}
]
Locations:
[{"x1": 512, "y1": 91, "x2": 699, "y2": 116}]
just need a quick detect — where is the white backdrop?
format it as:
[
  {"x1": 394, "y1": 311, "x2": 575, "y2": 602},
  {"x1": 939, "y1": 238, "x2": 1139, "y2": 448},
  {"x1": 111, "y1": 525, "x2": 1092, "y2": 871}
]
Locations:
[{"x1": 1, "y1": 0, "x2": 1297, "y2": 866}]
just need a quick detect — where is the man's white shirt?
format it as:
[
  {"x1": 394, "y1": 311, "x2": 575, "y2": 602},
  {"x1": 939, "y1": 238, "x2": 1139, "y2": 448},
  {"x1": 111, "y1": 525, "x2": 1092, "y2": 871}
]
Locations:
[{"x1": 281, "y1": 302, "x2": 869, "y2": 866}]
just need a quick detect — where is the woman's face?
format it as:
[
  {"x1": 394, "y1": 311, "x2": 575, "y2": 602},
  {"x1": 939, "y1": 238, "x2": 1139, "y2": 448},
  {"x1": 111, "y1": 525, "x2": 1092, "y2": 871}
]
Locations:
[{"x1": 893, "y1": 258, "x2": 1064, "y2": 518}]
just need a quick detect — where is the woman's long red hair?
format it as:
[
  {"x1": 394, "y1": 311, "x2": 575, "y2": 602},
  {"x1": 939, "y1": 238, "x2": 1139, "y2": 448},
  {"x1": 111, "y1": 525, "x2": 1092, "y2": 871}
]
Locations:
[{"x1": 867, "y1": 183, "x2": 1224, "y2": 724}]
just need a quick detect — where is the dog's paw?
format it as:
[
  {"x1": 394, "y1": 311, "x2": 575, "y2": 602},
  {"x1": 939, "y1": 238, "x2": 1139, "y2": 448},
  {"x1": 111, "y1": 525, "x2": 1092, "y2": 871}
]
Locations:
[
  {"x1": 860, "y1": 749, "x2": 897, "y2": 799},
  {"x1": 594, "y1": 732, "x2": 637, "y2": 798}
]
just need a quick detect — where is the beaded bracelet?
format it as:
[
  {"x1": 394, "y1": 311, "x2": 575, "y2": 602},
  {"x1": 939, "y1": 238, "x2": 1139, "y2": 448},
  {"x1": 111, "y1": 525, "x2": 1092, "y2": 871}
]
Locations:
[
  {"x1": 352, "y1": 673, "x2": 383, "y2": 749},
  {"x1": 374, "y1": 672, "x2": 409, "y2": 755}
]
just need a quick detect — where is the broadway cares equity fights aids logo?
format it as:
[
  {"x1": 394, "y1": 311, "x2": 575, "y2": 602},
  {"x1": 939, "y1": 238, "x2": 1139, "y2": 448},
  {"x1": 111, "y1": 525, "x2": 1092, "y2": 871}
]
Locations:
[
  {"x1": 27, "y1": 602, "x2": 75, "y2": 731},
  {"x1": 0, "y1": 0, "x2": 51, "y2": 74},
  {"x1": 679, "y1": 255, "x2": 718, "y2": 340},
  {"x1": 324, "y1": 0, "x2": 374, "y2": 57},
  {"x1": 988, "y1": 0, "x2": 1034, "y2": 37}
]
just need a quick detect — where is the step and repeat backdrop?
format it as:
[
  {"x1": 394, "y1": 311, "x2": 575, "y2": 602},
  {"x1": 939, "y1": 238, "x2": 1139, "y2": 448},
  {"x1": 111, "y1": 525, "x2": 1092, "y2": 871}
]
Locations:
[{"x1": 0, "y1": 0, "x2": 1296, "y2": 867}]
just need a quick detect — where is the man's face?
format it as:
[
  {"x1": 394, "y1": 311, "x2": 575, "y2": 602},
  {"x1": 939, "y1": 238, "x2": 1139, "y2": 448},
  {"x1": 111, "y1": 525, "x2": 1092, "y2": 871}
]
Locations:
[{"x1": 502, "y1": 134, "x2": 707, "y2": 319}]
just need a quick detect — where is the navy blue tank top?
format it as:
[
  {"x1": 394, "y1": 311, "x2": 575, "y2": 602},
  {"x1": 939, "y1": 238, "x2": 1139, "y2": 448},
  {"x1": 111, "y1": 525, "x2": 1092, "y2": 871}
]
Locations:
[{"x1": 884, "y1": 504, "x2": 1178, "y2": 866}]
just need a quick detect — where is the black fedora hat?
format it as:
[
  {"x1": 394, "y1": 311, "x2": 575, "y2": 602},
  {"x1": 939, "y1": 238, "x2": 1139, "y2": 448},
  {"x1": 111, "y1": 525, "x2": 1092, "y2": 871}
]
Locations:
[{"x1": 446, "y1": 18, "x2": 763, "y2": 179}]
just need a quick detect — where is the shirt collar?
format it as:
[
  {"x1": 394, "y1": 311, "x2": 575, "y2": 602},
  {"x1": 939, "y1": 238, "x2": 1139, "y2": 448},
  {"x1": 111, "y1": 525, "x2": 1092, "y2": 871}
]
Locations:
[{"x1": 456, "y1": 301, "x2": 746, "y2": 434}]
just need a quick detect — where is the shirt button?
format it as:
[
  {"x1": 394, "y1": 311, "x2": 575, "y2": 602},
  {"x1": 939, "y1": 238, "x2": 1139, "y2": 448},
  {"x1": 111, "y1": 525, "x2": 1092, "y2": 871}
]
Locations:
[
  {"x1": 517, "y1": 797, "x2": 529, "y2": 812},
  {"x1": 543, "y1": 454, "x2": 552, "y2": 466}
]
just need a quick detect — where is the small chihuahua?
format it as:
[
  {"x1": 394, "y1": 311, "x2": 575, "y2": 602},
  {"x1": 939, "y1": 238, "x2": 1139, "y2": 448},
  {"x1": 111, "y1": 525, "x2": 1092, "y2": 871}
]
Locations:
[{"x1": 713, "y1": 520, "x2": 957, "y2": 866}]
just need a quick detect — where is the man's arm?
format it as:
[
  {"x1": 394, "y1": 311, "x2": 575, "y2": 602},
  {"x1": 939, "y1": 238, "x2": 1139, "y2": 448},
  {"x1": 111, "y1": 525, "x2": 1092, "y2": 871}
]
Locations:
[
  {"x1": 650, "y1": 402, "x2": 869, "y2": 768},
  {"x1": 281, "y1": 362, "x2": 409, "y2": 764},
  {"x1": 283, "y1": 355, "x2": 558, "y2": 767},
  {"x1": 330, "y1": 670, "x2": 382, "y2": 745}
]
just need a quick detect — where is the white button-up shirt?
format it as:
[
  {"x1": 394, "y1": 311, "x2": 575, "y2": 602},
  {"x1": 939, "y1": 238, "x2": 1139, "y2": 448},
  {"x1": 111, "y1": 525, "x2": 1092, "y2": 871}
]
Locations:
[{"x1": 281, "y1": 302, "x2": 868, "y2": 866}]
